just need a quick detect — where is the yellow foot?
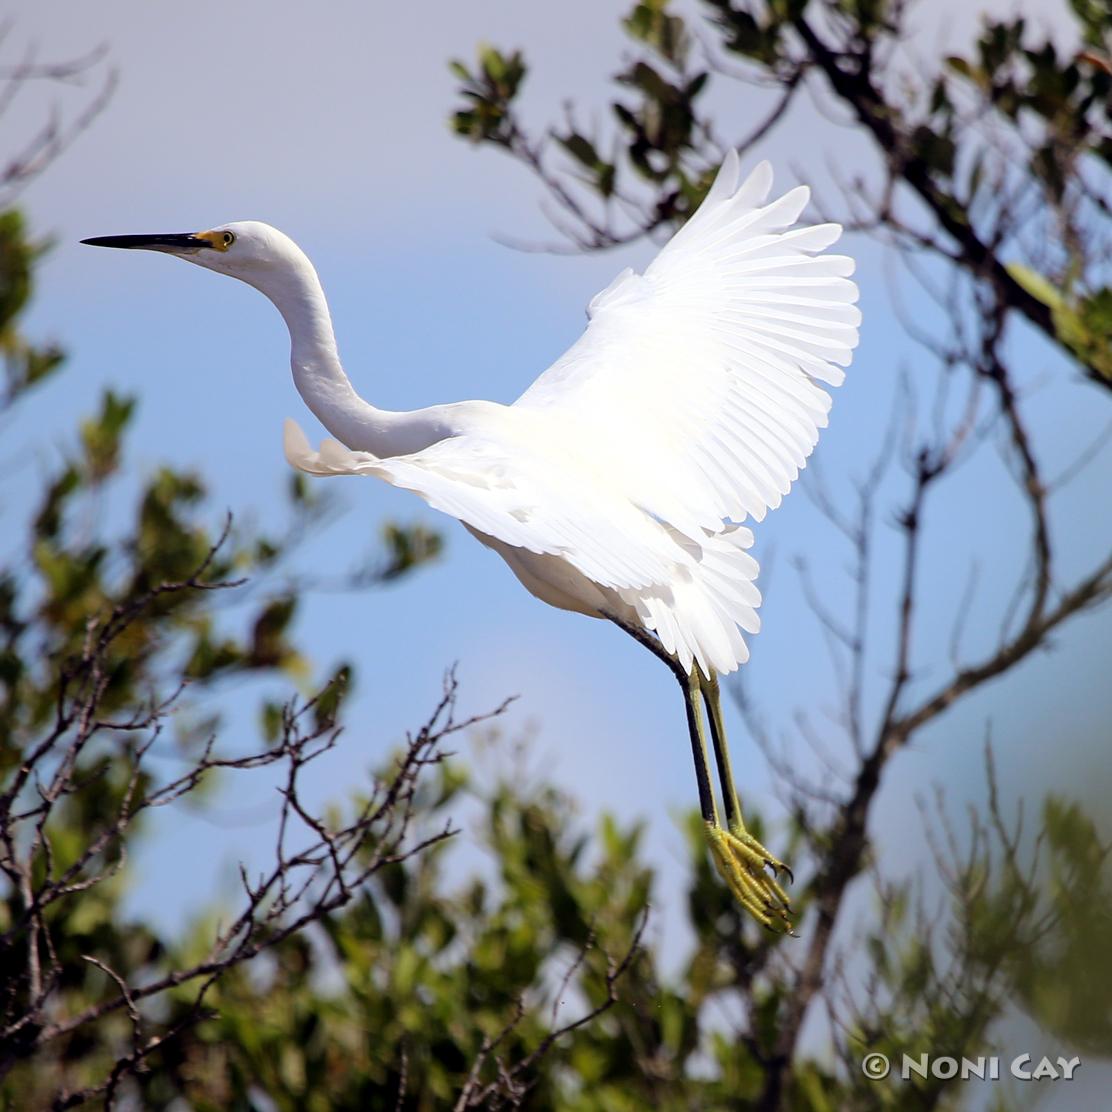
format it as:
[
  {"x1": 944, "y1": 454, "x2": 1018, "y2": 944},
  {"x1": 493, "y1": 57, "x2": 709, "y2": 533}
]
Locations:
[{"x1": 706, "y1": 823, "x2": 795, "y2": 934}]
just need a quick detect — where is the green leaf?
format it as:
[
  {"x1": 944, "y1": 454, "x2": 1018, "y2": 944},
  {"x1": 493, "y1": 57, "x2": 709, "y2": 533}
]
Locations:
[
  {"x1": 559, "y1": 133, "x2": 600, "y2": 169},
  {"x1": 80, "y1": 389, "x2": 136, "y2": 482},
  {"x1": 1005, "y1": 262, "x2": 1064, "y2": 312}
]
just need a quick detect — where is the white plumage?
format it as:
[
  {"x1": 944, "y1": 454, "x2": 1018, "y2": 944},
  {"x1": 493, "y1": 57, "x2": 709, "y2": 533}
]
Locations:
[
  {"x1": 283, "y1": 154, "x2": 859, "y2": 675},
  {"x1": 84, "y1": 151, "x2": 860, "y2": 931}
]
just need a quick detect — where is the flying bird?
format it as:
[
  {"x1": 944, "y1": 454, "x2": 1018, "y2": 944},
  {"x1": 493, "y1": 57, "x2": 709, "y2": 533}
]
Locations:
[{"x1": 84, "y1": 153, "x2": 860, "y2": 931}]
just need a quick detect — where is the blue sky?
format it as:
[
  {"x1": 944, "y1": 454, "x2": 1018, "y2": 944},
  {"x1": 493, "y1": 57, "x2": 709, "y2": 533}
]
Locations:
[{"x1": 5, "y1": 1, "x2": 1111, "y2": 1098}]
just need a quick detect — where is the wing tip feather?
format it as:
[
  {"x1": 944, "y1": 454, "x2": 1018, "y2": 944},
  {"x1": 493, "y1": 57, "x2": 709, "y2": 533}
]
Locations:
[{"x1": 283, "y1": 418, "x2": 314, "y2": 471}]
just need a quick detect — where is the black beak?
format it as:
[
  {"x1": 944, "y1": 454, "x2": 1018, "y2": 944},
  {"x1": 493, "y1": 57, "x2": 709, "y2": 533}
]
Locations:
[{"x1": 80, "y1": 232, "x2": 212, "y2": 251}]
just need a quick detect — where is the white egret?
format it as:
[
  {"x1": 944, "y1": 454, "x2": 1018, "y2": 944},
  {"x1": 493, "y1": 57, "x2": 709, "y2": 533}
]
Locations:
[{"x1": 83, "y1": 153, "x2": 860, "y2": 931}]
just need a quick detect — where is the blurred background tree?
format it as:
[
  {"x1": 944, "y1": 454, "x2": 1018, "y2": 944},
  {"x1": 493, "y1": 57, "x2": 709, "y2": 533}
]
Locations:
[
  {"x1": 2, "y1": 2, "x2": 1111, "y2": 1109},
  {"x1": 445, "y1": 0, "x2": 1112, "y2": 1106}
]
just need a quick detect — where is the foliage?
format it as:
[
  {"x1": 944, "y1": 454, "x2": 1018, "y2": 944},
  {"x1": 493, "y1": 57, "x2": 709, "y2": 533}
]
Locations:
[
  {"x1": 7, "y1": 719, "x2": 1107, "y2": 1109},
  {"x1": 0, "y1": 7, "x2": 1110, "y2": 1108},
  {"x1": 0, "y1": 198, "x2": 447, "y2": 1105},
  {"x1": 1005, "y1": 798, "x2": 1112, "y2": 1055},
  {"x1": 447, "y1": 0, "x2": 1112, "y2": 1107},
  {"x1": 0, "y1": 210, "x2": 64, "y2": 406},
  {"x1": 451, "y1": 0, "x2": 1112, "y2": 387}
]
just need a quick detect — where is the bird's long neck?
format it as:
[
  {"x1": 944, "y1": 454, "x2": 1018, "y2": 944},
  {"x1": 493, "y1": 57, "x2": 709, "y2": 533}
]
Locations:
[{"x1": 257, "y1": 252, "x2": 406, "y2": 455}]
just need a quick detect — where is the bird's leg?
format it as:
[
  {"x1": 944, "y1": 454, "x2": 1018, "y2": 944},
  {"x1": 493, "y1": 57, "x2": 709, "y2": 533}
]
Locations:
[
  {"x1": 602, "y1": 612, "x2": 792, "y2": 931},
  {"x1": 680, "y1": 668, "x2": 720, "y2": 831},
  {"x1": 683, "y1": 668, "x2": 791, "y2": 929},
  {"x1": 597, "y1": 617, "x2": 722, "y2": 824},
  {"x1": 701, "y1": 672, "x2": 789, "y2": 871},
  {"x1": 699, "y1": 673, "x2": 794, "y2": 931}
]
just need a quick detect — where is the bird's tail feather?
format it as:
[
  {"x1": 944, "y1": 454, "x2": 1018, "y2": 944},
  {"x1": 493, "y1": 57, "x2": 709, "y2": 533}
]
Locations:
[{"x1": 622, "y1": 523, "x2": 761, "y2": 677}]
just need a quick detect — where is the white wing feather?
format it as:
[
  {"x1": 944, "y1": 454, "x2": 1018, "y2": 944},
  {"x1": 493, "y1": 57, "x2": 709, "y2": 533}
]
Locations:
[
  {"x1": 514, "y1": 153, "x2": 859, "y2": 537},
  {"x1": 283, "y1": 420, "x2": 679, "y2": 591},
  {"x1": 283, "y1": 418, "x2": 764, "y2": 675}
]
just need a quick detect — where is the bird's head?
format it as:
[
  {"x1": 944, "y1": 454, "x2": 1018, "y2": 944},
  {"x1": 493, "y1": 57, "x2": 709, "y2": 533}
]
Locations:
[{"x1": 81, "y1": 220, "x2": 306, "y2": 291}]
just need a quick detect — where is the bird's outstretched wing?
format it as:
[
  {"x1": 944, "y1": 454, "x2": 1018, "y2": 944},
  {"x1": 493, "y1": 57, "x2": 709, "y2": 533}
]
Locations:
[
  {"x1": 282, "y1": 420, "x2": 679, "y2": 591},
  {"x1": 284, "y1": 417, "x2": 765, "y2": 672},
  {"x1": 513, "y1": 153, "x2": 860, "y2": 539},
  {"x1": 283, "y1": 154, "x2": 859, "y2": 675}
]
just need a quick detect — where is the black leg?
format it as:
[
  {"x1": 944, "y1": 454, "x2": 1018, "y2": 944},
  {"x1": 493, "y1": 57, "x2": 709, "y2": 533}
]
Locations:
[
  {"x1": 603, "y1": 611, "x2": 793, "y2": 930},
  {"x1": 603, "y1": 611, "x2": 719, "y2": 827},
  {"x1": 681, "y1": 672, "x2": 719, "y2": 827}
]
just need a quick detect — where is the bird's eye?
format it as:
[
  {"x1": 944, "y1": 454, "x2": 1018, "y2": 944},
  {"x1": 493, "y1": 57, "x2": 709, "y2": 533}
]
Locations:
[{"x1": 222, "y1": 231, "x2": 236, "y2": 247}]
